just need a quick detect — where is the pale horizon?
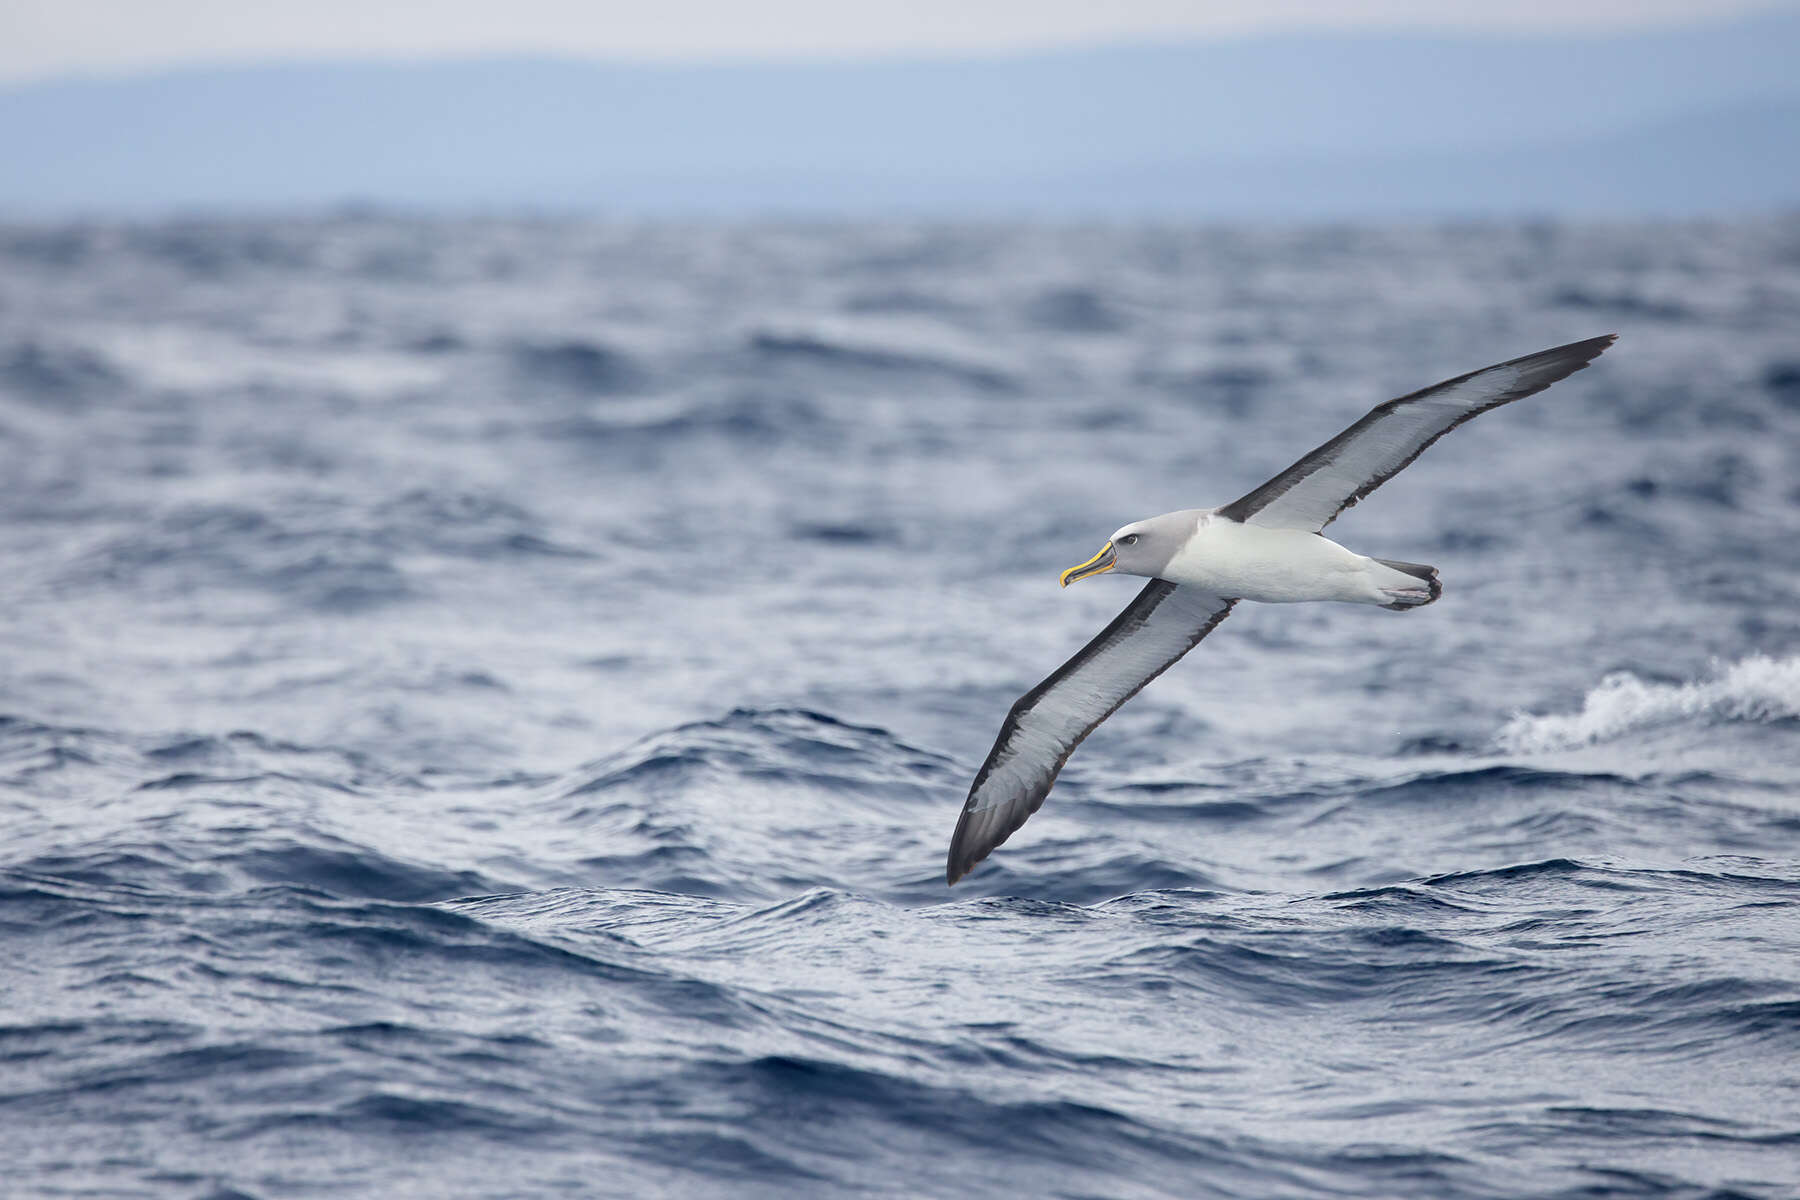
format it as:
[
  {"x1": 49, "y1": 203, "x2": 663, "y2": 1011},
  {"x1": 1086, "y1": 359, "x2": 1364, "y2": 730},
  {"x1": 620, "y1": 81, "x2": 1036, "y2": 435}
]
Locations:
[{"x1": 2, "y1": 0, "x2": 1794, "y2": 85}]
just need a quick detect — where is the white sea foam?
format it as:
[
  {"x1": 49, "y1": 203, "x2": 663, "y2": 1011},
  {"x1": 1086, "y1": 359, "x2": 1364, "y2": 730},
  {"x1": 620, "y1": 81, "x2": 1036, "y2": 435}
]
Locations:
[{"x1": 1495, "y1": 655, "x2": 1800, "y2": 754}]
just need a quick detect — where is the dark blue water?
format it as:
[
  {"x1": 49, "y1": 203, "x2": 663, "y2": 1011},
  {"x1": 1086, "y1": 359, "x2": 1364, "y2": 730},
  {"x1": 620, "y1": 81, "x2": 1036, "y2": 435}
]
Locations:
[{"x1": 2, "y1": 217, "x2": 1798, "y2": 1199}]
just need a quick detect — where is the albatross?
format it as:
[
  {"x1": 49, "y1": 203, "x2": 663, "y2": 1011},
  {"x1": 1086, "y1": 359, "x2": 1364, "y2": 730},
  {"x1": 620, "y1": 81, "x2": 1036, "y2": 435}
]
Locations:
[{"x1": 946, "y1": 335, "x2": 1616, "y2": 885}]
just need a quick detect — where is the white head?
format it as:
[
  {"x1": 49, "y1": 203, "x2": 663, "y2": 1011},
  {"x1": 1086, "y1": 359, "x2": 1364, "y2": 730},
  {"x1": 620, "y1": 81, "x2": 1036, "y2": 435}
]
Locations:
[{"x1": 1059, "y1": 510, "x2": 1200, "y2": 587}]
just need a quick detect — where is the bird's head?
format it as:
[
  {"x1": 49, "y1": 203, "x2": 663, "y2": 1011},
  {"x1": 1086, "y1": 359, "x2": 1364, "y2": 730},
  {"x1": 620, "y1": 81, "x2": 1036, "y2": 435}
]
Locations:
[{"x1": 1060, "y1": 511, "x2": 1196, "y2": 587}]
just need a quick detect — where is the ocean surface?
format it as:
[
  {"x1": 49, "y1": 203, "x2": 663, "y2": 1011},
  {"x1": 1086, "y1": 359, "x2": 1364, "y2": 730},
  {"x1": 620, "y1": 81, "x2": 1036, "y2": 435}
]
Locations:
[{"x1": 2, "y1": 216, "x2": 1798, "y2": 1199}]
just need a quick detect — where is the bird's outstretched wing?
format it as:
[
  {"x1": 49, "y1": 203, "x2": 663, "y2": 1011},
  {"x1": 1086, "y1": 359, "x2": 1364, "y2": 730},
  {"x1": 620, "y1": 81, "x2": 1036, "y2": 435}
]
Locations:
[
  {"x1": 1217, "y1": 335, "x2": 1615, "y2": 532},
  {"x1": 947, "y1": 582, "x2": 1234, "y2": 885}
]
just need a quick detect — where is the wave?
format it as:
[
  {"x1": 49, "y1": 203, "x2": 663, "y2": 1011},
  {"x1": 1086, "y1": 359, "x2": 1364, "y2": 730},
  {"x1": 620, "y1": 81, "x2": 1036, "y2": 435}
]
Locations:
[
  {"x1": 59, "y1": 503, "x2": 417, "y2": 612},
  {"x1": 52, "y1": 485, "x2": 582, "y2": 611},
  {"x1": 1548, "y1": 285, "x2": 1691, "y2": 321},
  {"x1": 1138, "y1": 362, "x2": 1275, "y2": 415},
  {"x1": 1021, "y1": 286, "x2": 1127, "y2": 334},
  {"x1": 561, "y1": 707, "x2": 957, "y2": 805},
  {"x1": 9, "y1": 827, "x2": 501, "y2": 903},
  {"x1": 1495, "y1": 654, "x2": 1800, "y2": 753},
  {"x1": 119, "y1": 222, "x2": 315, "y2": 277},
  {"x1": 370, "y1": 488, "x2": 589, "y2": 559},
  {"x1": 539, "y1": 390, "x2": 827, "y2": 448},
  {"x1": 506, "y1": 338, "x2": 646, "y2": 394},
  {"x1": 0, "y1": 338, "x2": 123, "y2": 408},
  {"x1": 746, "y1": 328, "x2": 1016, "y2": 392},
  {"x1": 1765, "y1": 360, "x2": 1800, "y2": 409},
  {"x1": 545, "y1": 708, "x2": 964, "y2": 898}
]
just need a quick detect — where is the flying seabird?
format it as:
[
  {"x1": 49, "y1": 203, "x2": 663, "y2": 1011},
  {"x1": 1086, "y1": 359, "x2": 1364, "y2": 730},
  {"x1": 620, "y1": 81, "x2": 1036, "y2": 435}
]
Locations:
[{"x1": 946, "y1": 335, "x2": 1616, "y2": 885}]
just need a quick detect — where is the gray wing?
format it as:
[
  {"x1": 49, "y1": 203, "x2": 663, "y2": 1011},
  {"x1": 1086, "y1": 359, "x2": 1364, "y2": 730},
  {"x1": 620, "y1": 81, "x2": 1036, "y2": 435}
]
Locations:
[
  {"x1": 947, "y1": 581, "x2": 1234, "y2": 885},
  {"x1": 1217, "y1": 335, "x2": 1616, "y2": 532}
]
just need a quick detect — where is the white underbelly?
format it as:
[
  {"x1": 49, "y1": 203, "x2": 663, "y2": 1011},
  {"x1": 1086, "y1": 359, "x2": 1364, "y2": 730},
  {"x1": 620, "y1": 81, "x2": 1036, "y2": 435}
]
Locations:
[{"x1": 1158, "y1": 519, "x2": 1381, "y2": 604}]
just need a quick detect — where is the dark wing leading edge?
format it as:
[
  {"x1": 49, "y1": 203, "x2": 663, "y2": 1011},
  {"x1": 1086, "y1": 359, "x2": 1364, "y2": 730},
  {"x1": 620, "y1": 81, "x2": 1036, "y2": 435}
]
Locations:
[
  {"x1": 1216, "y1": 335, "x2": 1616, "y2": 532},
  {"x1": 946, "y1": 582, "x2": 1235, "y2": 885}
]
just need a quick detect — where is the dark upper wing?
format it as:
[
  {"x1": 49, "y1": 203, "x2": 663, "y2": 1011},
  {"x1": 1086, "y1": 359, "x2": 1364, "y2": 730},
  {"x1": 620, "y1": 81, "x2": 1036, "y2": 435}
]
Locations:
[
  {"x1": 946, "y1": 581, "x2": 1234, "y2": 885},
  {"x1": 1217, "y1": 336, "x2": 1615, "y2": 532}
]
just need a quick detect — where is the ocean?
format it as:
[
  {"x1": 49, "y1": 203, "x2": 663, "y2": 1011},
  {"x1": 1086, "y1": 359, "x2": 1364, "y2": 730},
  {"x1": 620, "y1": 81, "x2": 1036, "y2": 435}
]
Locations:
[{"x1": 1, "y1": 216, "x2": 1797, "y2": 1198}]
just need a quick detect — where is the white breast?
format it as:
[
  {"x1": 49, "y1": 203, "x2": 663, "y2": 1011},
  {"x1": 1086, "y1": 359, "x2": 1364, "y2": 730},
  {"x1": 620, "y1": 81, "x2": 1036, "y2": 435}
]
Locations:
[{"x1": 1160, "y1": 514, "x2": 1380, "y2": 604}]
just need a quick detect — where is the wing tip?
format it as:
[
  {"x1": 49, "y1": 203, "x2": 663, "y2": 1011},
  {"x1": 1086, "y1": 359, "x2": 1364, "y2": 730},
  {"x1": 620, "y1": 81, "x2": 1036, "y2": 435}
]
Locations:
[
  {"x1": 945, "y1": 843, "x2": 981, "y2": 887},
  {"x1": 1514, "y1": 332, "x2": 1618, "y2": 381},
  {"x1": 1567, "y1": 331, "x2": 1619, "y2": 362},
  {"x1": 946, "y1": 795, "x2": 1030, "y2": 886},
  {"x1": 945, "y1": 806, "x2": 981, "y2": 886},
  {"x1": 945, "y1": 811, "x2": 997, "y2": 886}
]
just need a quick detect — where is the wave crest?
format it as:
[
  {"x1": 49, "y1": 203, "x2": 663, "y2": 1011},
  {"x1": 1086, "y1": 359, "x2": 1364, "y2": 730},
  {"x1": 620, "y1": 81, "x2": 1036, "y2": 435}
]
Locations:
[{"x1": 1496, "y1": 655, "x2": 1800, "y2": 753}]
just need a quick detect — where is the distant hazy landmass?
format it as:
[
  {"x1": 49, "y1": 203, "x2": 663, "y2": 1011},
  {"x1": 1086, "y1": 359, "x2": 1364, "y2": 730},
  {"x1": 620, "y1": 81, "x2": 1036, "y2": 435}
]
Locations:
[{"x1": 2, "y1": 9, "x2": 1797, "y2": 217}]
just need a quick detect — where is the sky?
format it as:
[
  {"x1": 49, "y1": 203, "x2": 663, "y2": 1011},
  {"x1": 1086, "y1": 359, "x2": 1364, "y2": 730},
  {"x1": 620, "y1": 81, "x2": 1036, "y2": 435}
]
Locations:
[{"x1": 0, "y1": 0, "x2": 1789, "y2": 84}]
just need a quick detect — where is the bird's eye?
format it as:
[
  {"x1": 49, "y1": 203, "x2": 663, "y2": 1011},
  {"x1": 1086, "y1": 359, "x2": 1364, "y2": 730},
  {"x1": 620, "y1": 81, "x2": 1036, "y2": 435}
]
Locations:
[{"x1": 1120, "y1": 534, "x2": 1139, "y2": 546}]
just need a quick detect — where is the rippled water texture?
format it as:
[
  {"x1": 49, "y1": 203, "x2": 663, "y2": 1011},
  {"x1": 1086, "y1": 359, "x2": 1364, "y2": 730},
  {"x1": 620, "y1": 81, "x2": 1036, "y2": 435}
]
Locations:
[{"x1": 2, "y1": 218, "x2": 1798, "y2": 1198}]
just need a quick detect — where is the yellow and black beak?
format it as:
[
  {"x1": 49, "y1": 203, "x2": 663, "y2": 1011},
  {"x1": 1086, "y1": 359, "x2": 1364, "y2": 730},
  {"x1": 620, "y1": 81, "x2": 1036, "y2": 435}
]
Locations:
[{"x1": 1060, "y1": 541, "x2": 1116, "y2": 587}]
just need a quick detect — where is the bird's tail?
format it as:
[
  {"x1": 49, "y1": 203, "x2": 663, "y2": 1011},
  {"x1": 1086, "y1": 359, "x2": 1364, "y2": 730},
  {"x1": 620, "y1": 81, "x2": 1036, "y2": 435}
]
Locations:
[{"x1": 1373, "y1": 558, "x2": 1441, "y2": 611}]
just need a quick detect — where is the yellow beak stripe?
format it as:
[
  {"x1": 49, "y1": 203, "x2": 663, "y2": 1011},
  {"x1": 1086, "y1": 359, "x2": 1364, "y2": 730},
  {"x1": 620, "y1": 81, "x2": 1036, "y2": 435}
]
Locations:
[{"x1": 1060, "y1": 542, "x2": 1117, "y2": 588}]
